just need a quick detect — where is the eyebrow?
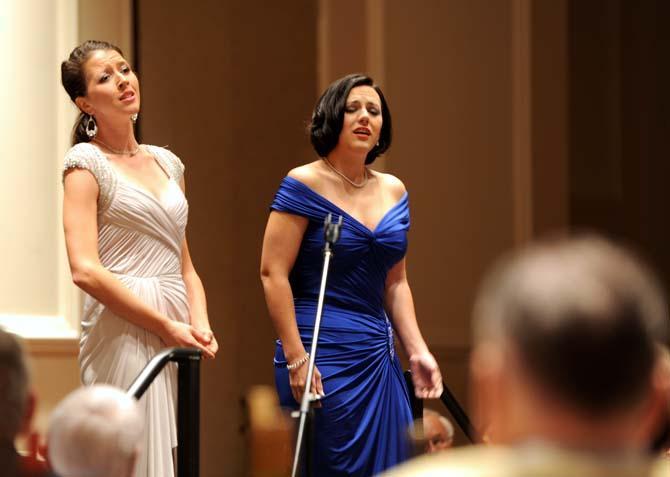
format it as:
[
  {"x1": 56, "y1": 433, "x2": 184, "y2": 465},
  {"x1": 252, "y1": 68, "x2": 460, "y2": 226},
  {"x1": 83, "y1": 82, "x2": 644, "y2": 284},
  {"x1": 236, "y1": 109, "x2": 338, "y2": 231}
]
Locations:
[
  {"x1": 87, "y1": 60, "x2": 128, "y2": 82},
  {"x1": 91, "y1": 59, "x2": 128, "y2": 70},
  {"x1": 346, "y1": 99, "x2": 380, "y2": 106}
]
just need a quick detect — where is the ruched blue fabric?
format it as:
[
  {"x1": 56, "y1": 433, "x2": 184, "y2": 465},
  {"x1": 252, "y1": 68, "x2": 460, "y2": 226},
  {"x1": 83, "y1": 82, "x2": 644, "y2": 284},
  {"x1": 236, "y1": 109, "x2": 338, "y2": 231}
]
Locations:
[{"x1": 271, "y1": 176, "x2": 413, "y2": 476}]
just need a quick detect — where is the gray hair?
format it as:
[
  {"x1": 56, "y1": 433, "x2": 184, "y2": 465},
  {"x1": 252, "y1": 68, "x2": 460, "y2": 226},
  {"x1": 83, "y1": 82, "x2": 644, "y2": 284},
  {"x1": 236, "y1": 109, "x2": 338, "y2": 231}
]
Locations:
[
  {"x1": 47, "y1": 384, "x2": 144, "y2": 477},
  {"x1": 424, "y1": 409, "x2": 454, "y2": 440},
  {"x1": 0, "y1": 327, "x2": 30, "y2": 440}
]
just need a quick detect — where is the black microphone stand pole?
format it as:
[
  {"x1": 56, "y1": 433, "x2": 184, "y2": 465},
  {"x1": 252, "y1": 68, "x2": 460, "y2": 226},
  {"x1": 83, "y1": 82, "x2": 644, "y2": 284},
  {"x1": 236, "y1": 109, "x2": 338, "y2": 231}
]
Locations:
[{"x1": 291, "y1": 213, "x2": 343, "y2": 477}]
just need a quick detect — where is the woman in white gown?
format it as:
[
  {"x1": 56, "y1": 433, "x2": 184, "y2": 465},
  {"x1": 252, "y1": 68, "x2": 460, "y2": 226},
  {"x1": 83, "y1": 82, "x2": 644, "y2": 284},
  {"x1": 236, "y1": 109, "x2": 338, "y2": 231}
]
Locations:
[{"x1": 60, "y1": 40, "x2": 218, "y2": 477}]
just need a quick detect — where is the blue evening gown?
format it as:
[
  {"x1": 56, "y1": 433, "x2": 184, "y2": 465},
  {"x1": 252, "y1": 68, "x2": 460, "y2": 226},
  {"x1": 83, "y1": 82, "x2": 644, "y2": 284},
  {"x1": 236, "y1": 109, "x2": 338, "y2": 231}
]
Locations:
[{"x1": 271, "y1": 176, "x2": 413, "y2": 476}]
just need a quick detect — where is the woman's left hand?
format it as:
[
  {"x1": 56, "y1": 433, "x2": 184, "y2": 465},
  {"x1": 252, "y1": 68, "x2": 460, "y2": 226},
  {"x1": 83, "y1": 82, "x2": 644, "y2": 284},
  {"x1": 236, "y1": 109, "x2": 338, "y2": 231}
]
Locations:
[
  {"x1": 409, "y1": 351, "x2": 443, "y2": 399},
  {"x1": 196, "y1": 328, "x2": 219, "y2": 358}
]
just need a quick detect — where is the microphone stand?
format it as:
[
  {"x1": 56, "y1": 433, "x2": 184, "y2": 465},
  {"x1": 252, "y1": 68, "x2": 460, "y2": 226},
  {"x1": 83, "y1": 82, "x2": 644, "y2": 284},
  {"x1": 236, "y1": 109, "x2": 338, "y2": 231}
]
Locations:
[{"x1": 291, "y1": 213, "x2": 343, "y2": 477}]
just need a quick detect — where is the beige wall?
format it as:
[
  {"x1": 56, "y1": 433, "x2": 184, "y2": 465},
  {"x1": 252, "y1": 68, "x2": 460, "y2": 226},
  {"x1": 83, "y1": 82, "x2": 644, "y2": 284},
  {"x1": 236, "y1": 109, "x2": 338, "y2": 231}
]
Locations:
[{"x1": 0, "y1": 0, "x2": 74, "y2": 322}]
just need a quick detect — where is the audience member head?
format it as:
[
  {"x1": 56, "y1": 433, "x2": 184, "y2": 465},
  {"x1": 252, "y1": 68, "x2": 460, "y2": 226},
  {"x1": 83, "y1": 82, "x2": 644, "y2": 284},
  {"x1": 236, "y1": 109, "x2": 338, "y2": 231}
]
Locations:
[
  {"x1": 47, "y1": 385, "x2": 143, "y2": 477},
  {"x1": 471, "y1": 236, "x2": 669, "y2": 451},
  {"x1": 0, "y1": 328, "x2": 34, "y2": 445},
  {"x1": 422, "y1": 410, "x2": 454, "y2": 453}
]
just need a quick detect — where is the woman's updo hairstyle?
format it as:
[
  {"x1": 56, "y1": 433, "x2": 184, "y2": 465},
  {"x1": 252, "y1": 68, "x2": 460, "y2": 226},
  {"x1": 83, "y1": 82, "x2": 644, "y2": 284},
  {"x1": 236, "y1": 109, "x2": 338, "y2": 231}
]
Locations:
[
  {"x1": 309, "y1": 73, "x2": 392, "y2": 165},
  {"x1": 61, "y1": 40, "x2": 124, "y2": 145}
]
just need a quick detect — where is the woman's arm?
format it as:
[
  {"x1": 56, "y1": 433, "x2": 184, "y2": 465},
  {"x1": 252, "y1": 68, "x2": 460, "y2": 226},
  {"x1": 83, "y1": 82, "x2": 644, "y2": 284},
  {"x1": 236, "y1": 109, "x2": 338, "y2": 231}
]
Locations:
[
  {"x1": 63, "y1": 168, "x2": 214, "y2": 358},
  {"x1": 385, "y1": 258, "x2": 443, "y2": 398},
  {"x1": 181, "y1": 237, "x2": 217, "y2": 356},
  {"x1": 178, "y1": 178, "x2": 217, "y2": 356},
  {"x1": 260, "y1": 210, "x2": 324, "y2": 401}
]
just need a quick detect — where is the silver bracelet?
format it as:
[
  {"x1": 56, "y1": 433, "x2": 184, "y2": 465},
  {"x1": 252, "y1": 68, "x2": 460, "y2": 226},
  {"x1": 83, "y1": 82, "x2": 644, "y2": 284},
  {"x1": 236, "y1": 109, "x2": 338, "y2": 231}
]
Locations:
[{"x1": 286, "y1": 353, "x2": 310, "y2": 370}]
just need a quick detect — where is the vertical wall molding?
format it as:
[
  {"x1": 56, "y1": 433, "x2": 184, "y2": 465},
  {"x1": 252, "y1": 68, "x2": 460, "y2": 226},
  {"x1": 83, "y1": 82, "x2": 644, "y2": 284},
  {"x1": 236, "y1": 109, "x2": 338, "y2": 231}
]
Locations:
[
  {"x1": 511, "y1": 0, "x2": 534, "y2": 245},
  {"x1": 317, "y1": 0, "x2": 387, "y2": 170}
]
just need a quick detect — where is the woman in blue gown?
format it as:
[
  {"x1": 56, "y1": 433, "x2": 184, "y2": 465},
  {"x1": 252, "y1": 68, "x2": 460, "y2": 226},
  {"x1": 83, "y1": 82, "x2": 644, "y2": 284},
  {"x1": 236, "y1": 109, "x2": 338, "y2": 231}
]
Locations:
[{"x1": 260, "y1": 74, "x2": 443, "y2": 476}]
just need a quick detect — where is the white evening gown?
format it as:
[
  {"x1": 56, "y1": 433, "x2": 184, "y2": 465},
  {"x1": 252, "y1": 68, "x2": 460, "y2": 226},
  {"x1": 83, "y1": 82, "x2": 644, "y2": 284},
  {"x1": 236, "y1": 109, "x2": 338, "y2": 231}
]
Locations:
[{"x1": 63, "y1": 142, "x2": 189, "y2": 477}]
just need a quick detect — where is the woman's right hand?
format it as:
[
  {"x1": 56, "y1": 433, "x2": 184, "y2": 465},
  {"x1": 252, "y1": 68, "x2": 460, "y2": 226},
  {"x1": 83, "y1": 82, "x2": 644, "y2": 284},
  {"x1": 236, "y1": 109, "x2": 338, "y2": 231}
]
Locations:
[
  {"x1": 289, "y1": 360, "x2": 324, "y2": 404},
  {"x1": 161, "y1": 321, "x2": 215, "y2": 359}
]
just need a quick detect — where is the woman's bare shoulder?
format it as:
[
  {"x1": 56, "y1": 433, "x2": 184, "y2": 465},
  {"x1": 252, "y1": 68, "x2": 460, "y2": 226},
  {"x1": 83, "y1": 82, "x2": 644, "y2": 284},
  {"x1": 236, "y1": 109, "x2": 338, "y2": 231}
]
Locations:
[
  {"x1": 372, "y1": 170, "x2": 407, "y2": 200},
  {"x1": 287, "y1": 161, "x2": 325, "y2": 190}
]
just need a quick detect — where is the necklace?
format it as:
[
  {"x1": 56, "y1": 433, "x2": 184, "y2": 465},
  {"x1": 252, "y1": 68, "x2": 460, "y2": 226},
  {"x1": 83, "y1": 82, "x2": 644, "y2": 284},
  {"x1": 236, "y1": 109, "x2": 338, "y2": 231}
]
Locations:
[
  {"x1": 323, "y1": 158, "x2": 369, "y2": 188},
  {"x1": 93, "y1": 138, "x2": 141, "y2": 156}
]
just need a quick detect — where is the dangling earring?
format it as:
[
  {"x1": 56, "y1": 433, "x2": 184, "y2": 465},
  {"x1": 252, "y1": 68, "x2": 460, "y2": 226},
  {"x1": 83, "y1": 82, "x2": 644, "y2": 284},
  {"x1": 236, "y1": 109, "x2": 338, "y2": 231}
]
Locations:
[
  {"x1": 85, "y1": 114, "x2": 97, "y2": 138},
  {"x1": 376, "y1": 141, "x2": 380, "y2": 147},
  {"x1": 131, "y1": 113, "x2": 138, "y2": 123}
]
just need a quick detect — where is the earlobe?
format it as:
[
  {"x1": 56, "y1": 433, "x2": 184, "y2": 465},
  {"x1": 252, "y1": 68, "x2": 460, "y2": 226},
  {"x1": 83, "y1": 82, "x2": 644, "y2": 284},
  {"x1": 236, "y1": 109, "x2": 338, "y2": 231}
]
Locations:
[
  {"x1": 74, "y1": 97, "x2": 93, "y2": 116},
  {"x1": 643, "y1": 356, "x2": 670, "y2": 445},
  {"x1": 634, "y1": 382, "x2": 668, "y2": 449}
]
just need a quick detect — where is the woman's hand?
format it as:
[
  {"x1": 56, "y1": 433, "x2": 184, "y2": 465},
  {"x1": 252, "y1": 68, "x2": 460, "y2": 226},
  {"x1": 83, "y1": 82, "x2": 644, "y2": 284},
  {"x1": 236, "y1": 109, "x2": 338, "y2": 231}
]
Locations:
[
  {"x1": 289, "y1": 360, "x2": 324, "y2": 405},
  {"x1": 161, "y1": 321, "x2": 216, "y2": 359},
  {"x1": 197, "y1": 328, "x2": 219, "y2": 357},
  {"x1": 409, "y1": 351, "x2": 443, "y2": 399}
]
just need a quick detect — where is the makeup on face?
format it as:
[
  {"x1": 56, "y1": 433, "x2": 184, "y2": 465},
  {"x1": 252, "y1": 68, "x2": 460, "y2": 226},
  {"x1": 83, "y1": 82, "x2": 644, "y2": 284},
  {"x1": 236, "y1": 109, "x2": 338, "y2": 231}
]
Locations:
[
  {"x1": 342, "y1": 86, "x2": 382, "y2": 148},
  {"x1": 83, "y1": 49, "x2": 140, "y2": 116}
]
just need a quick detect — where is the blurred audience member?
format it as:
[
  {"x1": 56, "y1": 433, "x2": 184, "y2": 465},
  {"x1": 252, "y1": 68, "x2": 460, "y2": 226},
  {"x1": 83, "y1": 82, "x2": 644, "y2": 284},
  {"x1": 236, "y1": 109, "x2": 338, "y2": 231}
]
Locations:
[
  {"x1": 423, "y1": 410, "x2": 454, "y2": 453},
  {"x1": 47, "y1": 384, "x2": 143, "y2": 477},
  {"x1": 0, "y1": 328, "x2": 53, "y2": 477},
  {"x1": 410, "y1": 410, "x2": 455, "y2": 455},
  {"x1": 383, "y1": 237, "x2": 670, "y2": 476}
]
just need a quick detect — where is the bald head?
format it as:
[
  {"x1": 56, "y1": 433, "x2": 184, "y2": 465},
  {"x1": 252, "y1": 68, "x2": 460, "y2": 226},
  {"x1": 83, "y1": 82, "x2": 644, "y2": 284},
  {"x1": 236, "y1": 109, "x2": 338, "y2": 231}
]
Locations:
[
  {"x1": 47, "y1": 385, "x2": 143, "y2": 477},
  {"x1": 422, "y1": 410, "x2": 454, "y2": 453}
]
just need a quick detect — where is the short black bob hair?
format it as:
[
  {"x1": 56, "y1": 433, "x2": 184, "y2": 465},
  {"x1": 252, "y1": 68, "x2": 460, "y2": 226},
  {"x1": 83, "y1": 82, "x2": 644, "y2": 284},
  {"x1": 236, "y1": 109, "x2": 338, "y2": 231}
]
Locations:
[{"x1": 309, "y1": 73, "x2": 392, "y2": 165}]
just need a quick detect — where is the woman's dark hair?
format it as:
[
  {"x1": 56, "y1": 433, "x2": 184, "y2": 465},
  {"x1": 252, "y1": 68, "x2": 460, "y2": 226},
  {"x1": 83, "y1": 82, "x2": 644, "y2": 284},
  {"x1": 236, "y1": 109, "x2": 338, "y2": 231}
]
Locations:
[
  {"x1": 309, "y1": 73, "x2": 392, "y2": 164},
  {"x1": 61, "y1": 40, "x2": 124, "y2": 145}
]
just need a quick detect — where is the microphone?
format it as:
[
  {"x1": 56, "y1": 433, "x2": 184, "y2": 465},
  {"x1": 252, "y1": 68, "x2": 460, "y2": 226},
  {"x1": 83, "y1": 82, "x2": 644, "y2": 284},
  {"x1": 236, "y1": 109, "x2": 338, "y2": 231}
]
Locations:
[{"x1": 323, "y1": 213, "x2": 343, "y2": 251}]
